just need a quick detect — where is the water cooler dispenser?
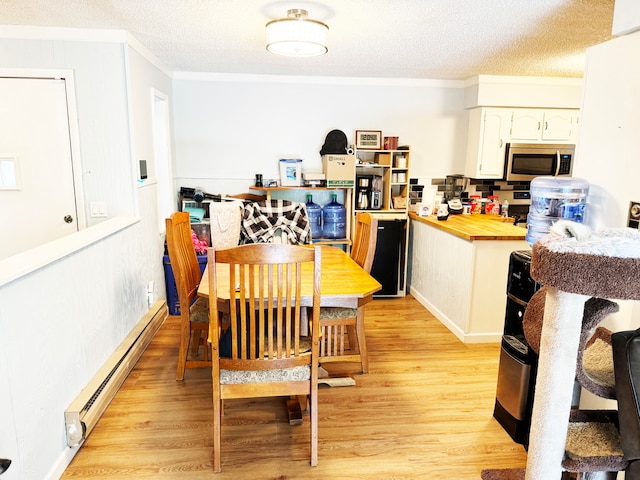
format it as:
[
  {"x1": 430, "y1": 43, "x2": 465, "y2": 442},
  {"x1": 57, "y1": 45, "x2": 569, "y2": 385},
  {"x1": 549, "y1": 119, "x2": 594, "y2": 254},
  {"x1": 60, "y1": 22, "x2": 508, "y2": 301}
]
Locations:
[{"x1": 493, "y1": 250, "x2": 541, "y2": 447}]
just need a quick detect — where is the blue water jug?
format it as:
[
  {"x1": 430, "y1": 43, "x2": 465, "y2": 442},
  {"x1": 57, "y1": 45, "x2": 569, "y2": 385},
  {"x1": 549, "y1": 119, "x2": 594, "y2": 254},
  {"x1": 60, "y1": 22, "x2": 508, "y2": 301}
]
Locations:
[
  {"x1": 305, "y1": 194, "x2": 323, "y2": 240},
  {"x1": 526, "y1": 176, "x2": 589, "y2": 246},
  {"x1": 322, "y1": 194, "x2": 347, "y2": 239}
]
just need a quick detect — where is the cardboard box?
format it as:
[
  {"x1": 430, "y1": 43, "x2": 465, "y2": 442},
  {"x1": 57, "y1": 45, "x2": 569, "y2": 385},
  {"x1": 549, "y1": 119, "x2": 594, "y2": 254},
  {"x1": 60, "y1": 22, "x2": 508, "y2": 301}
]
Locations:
[
  {"x1": 322, "y1": 154, "x2": 355, "y2": 188},
  {"x1": 279, "y1": 159, "x2": 303, "y2": 186}
]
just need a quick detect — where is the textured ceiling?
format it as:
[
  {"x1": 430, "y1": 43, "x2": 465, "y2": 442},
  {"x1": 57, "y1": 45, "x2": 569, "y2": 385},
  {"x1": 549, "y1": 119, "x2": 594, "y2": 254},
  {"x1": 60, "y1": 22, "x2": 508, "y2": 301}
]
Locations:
[{"x1": 0, "y1": 0, "x2": 616, "y2": 80}]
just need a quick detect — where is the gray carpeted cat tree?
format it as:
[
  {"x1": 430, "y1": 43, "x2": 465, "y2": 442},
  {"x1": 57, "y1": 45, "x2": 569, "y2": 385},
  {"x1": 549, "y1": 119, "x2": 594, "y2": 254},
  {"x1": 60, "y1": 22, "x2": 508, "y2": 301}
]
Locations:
[{"x1": 482, "y1": 222, "x2": 640, "y2": 480}]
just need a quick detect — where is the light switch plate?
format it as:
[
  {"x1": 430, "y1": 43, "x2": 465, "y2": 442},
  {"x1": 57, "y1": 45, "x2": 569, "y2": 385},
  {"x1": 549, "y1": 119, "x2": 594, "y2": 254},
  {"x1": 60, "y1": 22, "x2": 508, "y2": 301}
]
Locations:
[{"x1": 90, "y1": 201, "x2": 107, "y2": 218}]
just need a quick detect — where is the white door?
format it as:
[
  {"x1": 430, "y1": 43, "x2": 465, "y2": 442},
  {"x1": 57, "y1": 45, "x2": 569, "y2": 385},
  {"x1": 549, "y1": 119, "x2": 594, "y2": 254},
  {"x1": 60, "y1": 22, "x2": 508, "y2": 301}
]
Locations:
[{"x1": 0, "y1": 77, "x2": 78, "y2": 260}]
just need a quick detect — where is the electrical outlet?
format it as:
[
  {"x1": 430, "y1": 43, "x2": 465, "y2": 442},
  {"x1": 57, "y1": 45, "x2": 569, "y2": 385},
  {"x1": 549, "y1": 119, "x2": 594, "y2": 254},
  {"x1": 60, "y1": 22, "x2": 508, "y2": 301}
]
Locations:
[{"x1": 147, "y1": 281, "x2": 155, "y2": 307}]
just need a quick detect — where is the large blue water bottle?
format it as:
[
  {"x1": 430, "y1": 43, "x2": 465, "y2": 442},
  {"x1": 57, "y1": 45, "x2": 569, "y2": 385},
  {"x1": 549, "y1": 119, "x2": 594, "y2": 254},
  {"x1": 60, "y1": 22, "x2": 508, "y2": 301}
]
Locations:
[
  {"x1": 322, "y1": 194, "x2": 347, "y2": 239},
  {"x1": 305, "y1": 194, "x2": 323, "y2": 240},
  {"x1": 526, "y1": 176, "x2": 589, "y2": 246}
]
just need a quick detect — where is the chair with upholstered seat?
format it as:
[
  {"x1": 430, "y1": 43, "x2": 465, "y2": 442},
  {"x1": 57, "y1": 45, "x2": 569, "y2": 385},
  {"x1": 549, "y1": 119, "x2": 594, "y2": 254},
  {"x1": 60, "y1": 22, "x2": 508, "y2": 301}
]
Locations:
[
  {"x1": 208, "y1": 243, "x2": 321, "y2": 473},
  {"x1": 318, "y1": 212, "x2": 378, "y2": 373},
  {"x1": 166, "y1": 211, "x2": 211, "y2": 381}
]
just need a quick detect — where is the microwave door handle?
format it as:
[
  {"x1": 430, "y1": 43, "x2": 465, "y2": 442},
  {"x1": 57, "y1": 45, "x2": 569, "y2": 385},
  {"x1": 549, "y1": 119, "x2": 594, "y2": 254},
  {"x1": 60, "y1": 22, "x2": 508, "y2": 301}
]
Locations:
[{"x1": 554, "y1": 151, "x2": 560, "y2": 175}]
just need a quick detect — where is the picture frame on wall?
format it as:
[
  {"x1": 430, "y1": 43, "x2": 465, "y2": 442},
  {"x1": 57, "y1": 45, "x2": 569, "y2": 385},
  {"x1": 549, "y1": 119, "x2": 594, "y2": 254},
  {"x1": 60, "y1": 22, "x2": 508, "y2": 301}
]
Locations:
[{"x1": 355, "y1": 130, "x2": 382, "y2": 150}]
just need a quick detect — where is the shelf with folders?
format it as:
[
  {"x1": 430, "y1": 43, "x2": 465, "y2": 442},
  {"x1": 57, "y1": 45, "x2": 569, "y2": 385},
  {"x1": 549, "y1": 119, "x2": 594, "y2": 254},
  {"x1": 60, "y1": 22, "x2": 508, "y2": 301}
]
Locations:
[{"x1": 249, "y1": 186, "x2": 353, "y2": 248}]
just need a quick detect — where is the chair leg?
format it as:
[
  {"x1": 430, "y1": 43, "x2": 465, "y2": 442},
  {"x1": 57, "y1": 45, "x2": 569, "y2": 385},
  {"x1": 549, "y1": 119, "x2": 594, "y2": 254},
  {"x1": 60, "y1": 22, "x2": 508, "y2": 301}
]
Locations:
[
  {"x1": 176, "y1": 316, "x2": 190, "y2": 381},
  {"x1": 355, "y1": 307, "x2": 369, "y2": 373},
  {"x1": 213, "y1": 396, "x2": 222, "y2": 473},
  {"x1": 190, "y1": 328, "x2": 202, "y2": 357},
  {"x1": 310, "y1": 385, "x2": 318, "y2": 467}
]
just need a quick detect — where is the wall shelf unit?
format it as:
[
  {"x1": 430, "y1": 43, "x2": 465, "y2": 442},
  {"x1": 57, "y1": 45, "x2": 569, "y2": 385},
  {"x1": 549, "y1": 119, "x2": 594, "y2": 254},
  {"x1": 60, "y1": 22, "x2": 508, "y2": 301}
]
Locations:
[
  {"x1": 353, "y1": 147, "x2": 410, "y2": 297},
  {"x1": 354, "y1": 148, "x2": 410, "y2": 214},
  {"x1": 249, "y1": 185, "x2": 353, "y2": 248}
]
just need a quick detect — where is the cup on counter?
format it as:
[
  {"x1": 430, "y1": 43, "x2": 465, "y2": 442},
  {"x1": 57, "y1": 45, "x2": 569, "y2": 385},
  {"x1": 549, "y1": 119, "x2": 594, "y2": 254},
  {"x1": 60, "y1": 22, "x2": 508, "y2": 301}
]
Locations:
[{"x1": 462, "y1": 204, "x2": 472, "y2": 215}]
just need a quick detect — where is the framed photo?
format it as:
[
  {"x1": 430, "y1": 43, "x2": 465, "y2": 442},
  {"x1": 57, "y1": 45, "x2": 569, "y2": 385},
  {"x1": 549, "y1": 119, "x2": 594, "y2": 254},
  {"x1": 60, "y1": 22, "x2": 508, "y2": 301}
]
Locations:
[{"x1": 355, "y1": 130, "x2": 382, "y2": 150}]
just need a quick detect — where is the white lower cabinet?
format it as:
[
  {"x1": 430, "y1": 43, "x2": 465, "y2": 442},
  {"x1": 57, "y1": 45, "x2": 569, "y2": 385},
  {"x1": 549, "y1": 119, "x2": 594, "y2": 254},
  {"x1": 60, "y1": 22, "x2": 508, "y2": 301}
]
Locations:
[{"x1": 408, "y1": 219, "x2": 529, "y2": 342}]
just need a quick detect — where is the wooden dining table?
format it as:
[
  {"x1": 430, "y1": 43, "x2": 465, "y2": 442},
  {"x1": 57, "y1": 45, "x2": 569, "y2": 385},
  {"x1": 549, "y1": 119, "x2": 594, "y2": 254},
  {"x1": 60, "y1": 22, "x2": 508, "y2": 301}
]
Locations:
[{"x1": 197, "y1": 244, "x2": 381, "y2": 310}]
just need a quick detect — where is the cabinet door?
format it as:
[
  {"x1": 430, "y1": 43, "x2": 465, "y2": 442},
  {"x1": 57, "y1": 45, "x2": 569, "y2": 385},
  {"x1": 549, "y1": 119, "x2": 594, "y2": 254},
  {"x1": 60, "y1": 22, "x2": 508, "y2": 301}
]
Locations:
[
  {"x1": 477, "y1": 109, "x2": 511, "y2": 178},
  {"x1": 541, "y1": 110, "x2": 574, "y2": 141},
  {"x1": 510, "y1": 109, "x2": 544, "y2": 141}
]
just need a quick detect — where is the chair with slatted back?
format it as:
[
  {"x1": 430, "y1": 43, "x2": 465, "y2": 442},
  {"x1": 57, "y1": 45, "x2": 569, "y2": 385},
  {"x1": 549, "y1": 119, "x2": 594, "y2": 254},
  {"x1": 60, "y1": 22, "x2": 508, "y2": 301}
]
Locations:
[
  {"x1": 166, "y1": 211, "x2": 211, "y2": 381},
  {"x1": 208, "y1": 243, "x2": 321, "y2": 473},
  {"x1": 318, "y1": 212, "x2": 378, "y2": 373}
]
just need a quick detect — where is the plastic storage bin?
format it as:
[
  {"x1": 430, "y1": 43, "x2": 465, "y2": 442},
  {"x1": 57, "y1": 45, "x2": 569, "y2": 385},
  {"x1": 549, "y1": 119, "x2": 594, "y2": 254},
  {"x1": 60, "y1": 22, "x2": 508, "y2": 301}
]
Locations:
[
  {"x1": 163, "y1": 253, "x2": 207, "y2": 315},
  {"x1": 322, "y1": 194, "x2": 347, "y2": 239},
  {"x1": 305, "y1": 194, "x2": 323, "y2": 240},
  {"x1": 526, "y1": 176, "x2": 589, "y2": 246}
]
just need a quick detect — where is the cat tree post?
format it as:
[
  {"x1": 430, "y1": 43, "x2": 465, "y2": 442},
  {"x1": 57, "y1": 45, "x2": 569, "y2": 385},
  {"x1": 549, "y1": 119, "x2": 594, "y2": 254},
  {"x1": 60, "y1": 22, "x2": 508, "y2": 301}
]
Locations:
[
  {"x1": 523, "y1": 228, "x2": 640, "y2": 480},
  {"x1": 524, "y1": 287, "x2": 588, "y2": 480}
]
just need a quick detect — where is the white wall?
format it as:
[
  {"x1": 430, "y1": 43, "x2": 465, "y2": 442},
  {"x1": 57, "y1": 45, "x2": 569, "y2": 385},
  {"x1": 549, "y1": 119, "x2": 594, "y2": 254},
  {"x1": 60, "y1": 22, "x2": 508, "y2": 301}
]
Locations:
[
  {"x1": 0, "y1": 34, "x2": 171, "y2": 480},
  {"x1": 172, "y1": 75, "x2": 468, "y2": 195},
  {"x1": 575, "y1": 32, "x2": 640, "y2": 232},
  {"x1": 573, "y1": 29, "x2": 640, "y2": 410}
]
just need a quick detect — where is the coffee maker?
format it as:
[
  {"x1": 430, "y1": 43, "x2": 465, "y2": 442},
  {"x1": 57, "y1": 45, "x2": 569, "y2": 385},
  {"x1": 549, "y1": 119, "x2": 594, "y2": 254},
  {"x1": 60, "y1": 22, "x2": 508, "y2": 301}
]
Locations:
[
  {"x1": 370, "y1": 175, "x2": 383, "y2": 210},
  {"x1": 356, "y1": 175, "x2": 372, "y2": 209}
]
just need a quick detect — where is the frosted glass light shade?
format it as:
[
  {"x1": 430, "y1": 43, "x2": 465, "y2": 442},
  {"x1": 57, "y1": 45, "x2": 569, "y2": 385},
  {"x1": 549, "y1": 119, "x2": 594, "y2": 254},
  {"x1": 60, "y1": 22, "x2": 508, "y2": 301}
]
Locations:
[{"x1": 266, "y1": 10, "x2": 328, "y2": 57}]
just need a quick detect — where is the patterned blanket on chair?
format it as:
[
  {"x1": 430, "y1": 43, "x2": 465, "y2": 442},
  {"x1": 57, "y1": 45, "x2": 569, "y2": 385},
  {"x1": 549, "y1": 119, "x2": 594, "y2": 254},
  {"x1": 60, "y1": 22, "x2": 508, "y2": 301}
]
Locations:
[{"x1": 240, "y1": 199, "x2": 311, "y2": 245}]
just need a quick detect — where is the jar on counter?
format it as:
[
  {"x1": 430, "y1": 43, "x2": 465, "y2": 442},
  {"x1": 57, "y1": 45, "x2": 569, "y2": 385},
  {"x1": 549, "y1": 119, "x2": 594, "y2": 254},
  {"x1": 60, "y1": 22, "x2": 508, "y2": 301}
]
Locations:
[
  {"x1": 470, "y1": 195, "x2": 481, "y2": 214},
  {"x1": 488, "y1": 195, "x2": 500, "y2": 215}
]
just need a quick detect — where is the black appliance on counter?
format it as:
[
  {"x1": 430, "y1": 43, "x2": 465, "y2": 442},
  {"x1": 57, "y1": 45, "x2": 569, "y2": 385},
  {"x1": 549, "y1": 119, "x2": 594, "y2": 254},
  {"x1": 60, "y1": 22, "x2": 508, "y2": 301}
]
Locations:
[
  {"x1": 493, "y1": 250, "x2": 541, "y2": 447},
  {"x1": 356, "y1": 174, "x2": 383, "y2": 210}
]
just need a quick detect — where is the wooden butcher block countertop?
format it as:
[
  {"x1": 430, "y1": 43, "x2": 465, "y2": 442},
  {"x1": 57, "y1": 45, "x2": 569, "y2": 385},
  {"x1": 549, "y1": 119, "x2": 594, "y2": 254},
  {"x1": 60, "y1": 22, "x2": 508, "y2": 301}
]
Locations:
[{"x1": 409, "y1": 212, "x2": 527, "y2": 241}]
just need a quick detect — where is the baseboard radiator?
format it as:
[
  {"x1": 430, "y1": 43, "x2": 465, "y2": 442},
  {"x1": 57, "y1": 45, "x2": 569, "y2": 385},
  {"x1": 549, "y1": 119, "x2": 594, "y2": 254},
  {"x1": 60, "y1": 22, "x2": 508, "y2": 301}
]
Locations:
[{"x1": 65, "y1": 300, "x2": 167, "y2": 447}]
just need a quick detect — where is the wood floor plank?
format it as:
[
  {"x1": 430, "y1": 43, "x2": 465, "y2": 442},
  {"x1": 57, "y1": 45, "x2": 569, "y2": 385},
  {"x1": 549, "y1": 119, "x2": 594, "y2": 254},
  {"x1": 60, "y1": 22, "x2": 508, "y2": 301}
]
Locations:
[{"x1": 61, "y1": 295, "x2": 527, "y2": 479}]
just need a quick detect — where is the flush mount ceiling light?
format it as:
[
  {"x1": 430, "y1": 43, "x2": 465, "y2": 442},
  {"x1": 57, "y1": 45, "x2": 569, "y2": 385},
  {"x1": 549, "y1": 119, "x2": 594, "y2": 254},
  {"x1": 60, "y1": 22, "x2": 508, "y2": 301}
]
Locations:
[{"x1": 266, "y1": 9, "x2": 328, "y2": 57}]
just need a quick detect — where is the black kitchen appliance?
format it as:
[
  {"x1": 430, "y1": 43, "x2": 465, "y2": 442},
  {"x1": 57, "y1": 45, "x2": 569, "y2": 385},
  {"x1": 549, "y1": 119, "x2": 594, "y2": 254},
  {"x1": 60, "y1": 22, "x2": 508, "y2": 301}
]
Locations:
[
  {"x1": 370, "y1": 175, "x2": 383, "y2": 210},
  {"x1": 493, "y1": 250, "x2": 541, "y2": 447},
  {"x1": 356, "y1": 174, "x2": 383, "y2": 210},
  {"x1": 370, "y1": 219, "x2": 406, "y2": 297}
]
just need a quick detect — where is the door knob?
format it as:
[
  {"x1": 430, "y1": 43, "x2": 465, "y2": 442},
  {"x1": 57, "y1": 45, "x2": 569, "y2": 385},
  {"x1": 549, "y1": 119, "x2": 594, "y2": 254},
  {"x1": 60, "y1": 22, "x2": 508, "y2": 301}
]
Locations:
[{"x1": 64, "y1": 215, "x2": 73, "y2": 223}]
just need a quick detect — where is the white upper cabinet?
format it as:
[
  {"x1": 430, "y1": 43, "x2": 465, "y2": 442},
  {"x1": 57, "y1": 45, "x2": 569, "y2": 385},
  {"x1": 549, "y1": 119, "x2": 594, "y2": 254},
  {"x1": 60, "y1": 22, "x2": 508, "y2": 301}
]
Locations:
[
  {"x1": 465, "y1": 107, "x2": 512, "y2": 179},
  {"x1": 510, "y1": 109, "x2": 578, "y2": 142},
  {"x1": 466, "y1": 107, "x2": 580, "y2": 179}
]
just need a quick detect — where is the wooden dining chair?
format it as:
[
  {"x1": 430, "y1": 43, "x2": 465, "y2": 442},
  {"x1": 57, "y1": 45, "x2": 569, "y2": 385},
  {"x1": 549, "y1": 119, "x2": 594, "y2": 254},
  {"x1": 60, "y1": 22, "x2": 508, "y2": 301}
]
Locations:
[
  {"x1": 318, "y1": 212, "x2": 378, "y2": 373},
  {"x1": 166, "y1": 211, "x2": 211, "y2": 381},
  {"x1": 208, "y1": 243, "x2": 321, "y2": 473}
]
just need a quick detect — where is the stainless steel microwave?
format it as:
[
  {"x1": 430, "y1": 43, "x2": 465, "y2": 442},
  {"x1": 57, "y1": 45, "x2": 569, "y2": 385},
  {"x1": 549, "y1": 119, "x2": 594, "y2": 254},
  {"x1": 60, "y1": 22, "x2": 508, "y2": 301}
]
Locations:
[{"x1": 504, "y1": 143, "x2": 575, "y2": 181}]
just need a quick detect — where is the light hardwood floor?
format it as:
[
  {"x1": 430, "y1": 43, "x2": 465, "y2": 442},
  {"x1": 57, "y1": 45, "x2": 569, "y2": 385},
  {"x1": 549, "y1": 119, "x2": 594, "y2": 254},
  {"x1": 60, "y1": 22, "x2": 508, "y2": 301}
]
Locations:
[{"x1": 61, "y1": 295, "x2": 527, "y2": 479}]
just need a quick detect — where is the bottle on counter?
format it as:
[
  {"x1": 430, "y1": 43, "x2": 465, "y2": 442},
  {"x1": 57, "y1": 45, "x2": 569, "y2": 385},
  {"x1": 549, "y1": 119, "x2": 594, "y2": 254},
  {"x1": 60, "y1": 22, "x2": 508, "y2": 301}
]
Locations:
[
  {"x1": 501, "y1": 200, "x2": 509, "y2": 219},
  {"x1": 488, "y1": 195, "x2": 500, "y2": 215}
]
